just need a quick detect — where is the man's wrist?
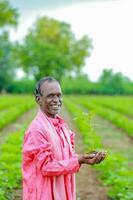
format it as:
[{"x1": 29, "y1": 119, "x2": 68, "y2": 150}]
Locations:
[{"x1": 78, "y1": 154, "x2": 84, "y2": 165}]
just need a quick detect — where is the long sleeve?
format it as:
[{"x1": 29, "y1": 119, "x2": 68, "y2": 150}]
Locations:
[
  {"x1": 70, "y1": 130, "x2": 75, "y2": 151},
  {"x1": 23, "y1": 130, "x2": 80, "y2": 177},
  {"x1": 40, "y1": 153, "x2": 79, "y2": 176}
]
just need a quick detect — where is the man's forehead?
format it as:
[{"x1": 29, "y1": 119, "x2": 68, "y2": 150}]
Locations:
[{"x1": 41, "y1": 81, "x2": 61, "y2": 93}]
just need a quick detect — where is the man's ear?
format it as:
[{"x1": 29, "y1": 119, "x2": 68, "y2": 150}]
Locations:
[{"x1": 35, "y1": 95, "x2": 42, "y2": 105}]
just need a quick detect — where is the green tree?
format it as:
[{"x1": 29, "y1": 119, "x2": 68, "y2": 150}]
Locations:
[
  {"x1": 0, "y1": 32, "x2": 16, "y2": 92},
  {"x1": 98, "y1": 69, "x2": 132, "y2": 94},
  {"x1": 7, "y1": 78, "x2": 36, "y2": 94},
  {"x1": 0, "y1": 0, "x2": 18, "y2": 27},
  {"x1": 0, "y1": 0, "x2": 18, "y2": 92},
  {"x1": 16, "y1": 16, "x2": 92, "y2": 81}
]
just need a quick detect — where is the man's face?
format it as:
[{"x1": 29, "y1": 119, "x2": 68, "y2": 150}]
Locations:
[{"x1": 37, "y1": 81, "x2": 62, "y2": 118}]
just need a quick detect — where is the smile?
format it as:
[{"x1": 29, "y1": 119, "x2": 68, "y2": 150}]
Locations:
[{"x1": 51, "y1": 105, "x2": 60, "y2": 109}]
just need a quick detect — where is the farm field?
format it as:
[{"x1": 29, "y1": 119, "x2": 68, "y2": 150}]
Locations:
[
  {"x1": 0, "y1": 95, "x2": 36, "y2": 199},
  {"x1": 68, "y1": 95, "x2": 133, "y2": 137},
  {"x1": 64, "y1": 95, "x2": 133, "y2": 200},
  {"x1": 80, "y1": 95, "x2": 133, "y2": 118},
  {"x1": 0, "y1": 95, "x2": 133, "y2": 200}
]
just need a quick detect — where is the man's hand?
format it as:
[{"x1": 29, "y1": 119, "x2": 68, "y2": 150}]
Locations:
[{"x1": 78, "y1": 151, "x2": 106, "y2": 165}]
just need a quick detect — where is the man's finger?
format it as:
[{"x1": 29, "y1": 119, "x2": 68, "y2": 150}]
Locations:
[
  {"x1": 93, "y1": 152, "x2": 103, "y2": 163},
  {"x1": 84, "y1": 153, "x2": 96, "y2": 159},
  {"x1": 95, "y1": 153, "x2": 106, "y2": 164}
]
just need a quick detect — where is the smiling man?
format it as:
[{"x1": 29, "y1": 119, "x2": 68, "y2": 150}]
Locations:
[{"x1": 22, "y1": 76, "x2": 106, "y2": 200}]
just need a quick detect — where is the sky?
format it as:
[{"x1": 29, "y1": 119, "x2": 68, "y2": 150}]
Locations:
[{"x1": 9, "y1": 0, "x2": 133, "y2": 81}]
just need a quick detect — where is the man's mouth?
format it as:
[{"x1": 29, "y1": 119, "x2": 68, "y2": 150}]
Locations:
[{"x1": 50, "y1": 105, "x2": 61, "y2": 109}]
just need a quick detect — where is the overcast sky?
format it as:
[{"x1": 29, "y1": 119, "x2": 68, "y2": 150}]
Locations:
[{"x1": 9, "y1": 0, "x2": 133, "y2": 81}]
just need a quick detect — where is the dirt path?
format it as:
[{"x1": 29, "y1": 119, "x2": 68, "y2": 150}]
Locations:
[
  {"x1": 92, "y1": 116, "x2": 133, "y2": 164},
  {"x1": 0, "y1": 108, "x2": 37, "y2": 145},
  {"x1": 61, "y1": 106, "x2": 109, "y2": 200}
]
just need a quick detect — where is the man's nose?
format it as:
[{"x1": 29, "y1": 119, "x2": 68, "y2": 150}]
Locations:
[{"x1": 53, "y1": 95, "x2": 59, "y2": 102}]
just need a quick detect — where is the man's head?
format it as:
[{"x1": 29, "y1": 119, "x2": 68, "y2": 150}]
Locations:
[{"x1": 34, "y1": 77, "x2": 62, "y2": 118}]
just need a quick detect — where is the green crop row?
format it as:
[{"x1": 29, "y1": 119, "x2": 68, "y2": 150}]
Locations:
[
  {"x1": 0, "y1": 129, "x2": 24, "y2": 199},
  {"x1": 64, "y1": 99, "x2": 103, "y2": 151},
  {"x1": 0, "y1": 95, "x2": 33, "y2": 111},
  {"x1": 0, "y1": 99, "x2": 35, "y2": 130},
  {"x1": 64, "y1": 98, "x2": 133, "y2": 200},
  {"x1": 70, "y1": 96, "x2": 133, "y2": 137},
  {"x1": 83, "y1": 95, "x2": 133, "y2": 118},
  {"x1": 0, "y1": 109, "x2": 36, "y2": 200}
]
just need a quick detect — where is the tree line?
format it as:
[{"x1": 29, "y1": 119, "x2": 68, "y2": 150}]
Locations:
[{"x1": 62, "y1": 70, "x2": 133, "y2": 95}]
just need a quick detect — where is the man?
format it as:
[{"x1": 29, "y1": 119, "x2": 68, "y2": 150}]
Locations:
[{"x1": 22, "y1": 76, "x2": 106, "y2": 200}]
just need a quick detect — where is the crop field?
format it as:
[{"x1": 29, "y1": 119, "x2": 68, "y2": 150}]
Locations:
[
  {"x1": 0, "y1": 95, "x2": 35, "y2": 199},
  {"x1": 64, "y1": 95, "x2": 133, "y2": 200},
  {"x1": 0, "y1": 94, "x2": 133, "y2": 200}
]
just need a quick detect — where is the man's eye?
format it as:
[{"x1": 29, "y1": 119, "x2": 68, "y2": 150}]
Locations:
[
  {"x1": 47, "y1": 94, "x2": 62, "y2": 98},
  {"x1": 48, "y1": 94, "x2": 54, "y2": 98},
  {"x1": 58, "y1": 94, "x2": 62, "y2": 98}
]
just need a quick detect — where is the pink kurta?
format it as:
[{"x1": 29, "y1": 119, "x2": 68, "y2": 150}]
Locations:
[{"x1": 22, "y1": 109, "x2": 80, "y2": 200}]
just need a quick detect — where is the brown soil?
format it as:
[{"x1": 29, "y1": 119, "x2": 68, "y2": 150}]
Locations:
[
  {"x1": 13, "y1": 189, "x2": 22, "y2": 200},
  {"x1": 0, "y1": 107, "x2": 37, "y2": 145},
  {"x1": 92, "y1": 116, "x2": 133, "y2": 165},
  {"x1": 61, "y1": 106, "x2": 109, "y2": 200}
]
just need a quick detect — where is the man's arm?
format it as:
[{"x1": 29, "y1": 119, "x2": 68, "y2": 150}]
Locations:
[
  {"x1": 23, "y1": 130, "x2": 106, "y2": 177},
  {"x1": 23, "y1": 130, "x2": 80, "y2": 177}
]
